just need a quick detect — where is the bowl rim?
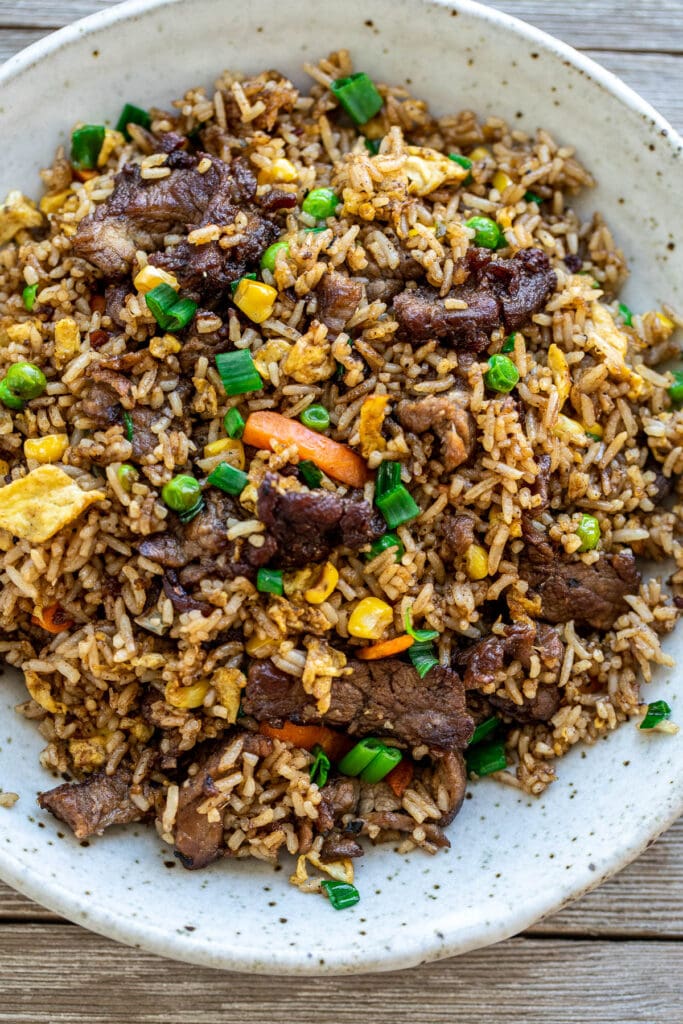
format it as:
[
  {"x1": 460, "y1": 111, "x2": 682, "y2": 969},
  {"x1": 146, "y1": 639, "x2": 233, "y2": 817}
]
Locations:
[{"x1": 0, "y1": 0, "x2": 681, "y2": 975}]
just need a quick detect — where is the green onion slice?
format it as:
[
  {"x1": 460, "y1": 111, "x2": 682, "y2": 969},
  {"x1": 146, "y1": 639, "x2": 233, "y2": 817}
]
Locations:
[
  {"x1": 256, "y1": 567, "x2": 284, "y2": 597},
  {"x1": 145, "y1": 283, "x2": 197, "y2": 332},
  {"x1": 215, "y1": 350, "x2": 263, "y2": 397},
  {"x1": 122, "y1": 409, "x2": 134, "y2": 443},
  {"x1": 409, "y1": 639, "x2": 439, "y2": 679},
  {"x1": 338, "y1": 738, "x2": 386, "y2": 777},
  {"x1": 178, "y1": 497, "x2": 205, "y2": 524},
  {"x1": 116, "y1": 103, "x2": 151, "y2": 140},
  {"x1": 375, "y1": 459, "x2": 401, "y2": 500},
  {"x1": 639, "y1": 700, "x2": 673, "y2": 730},
  {"x1": 501, "y1": 333, "x2": 516, "y2": 353},
  {"x1": 618, "y1": 302, "x2": 633, "y2": 327},
  {"x1": 71, "y1": 124, "x2": 106, "y2": 170},
  {"x1": 524, "y1": 190, "x2": 542, "y2": 204},
  {"x1": 468, "y1": 715, "x2": 500, "y2": 747},
  {"x1": 359, "y1": 745, "x2": 402, "y2": 784},
  {"x1": 466, "y1": 741, "x2": 507, "y2": 777},
  {"x1": 330, "y1": 72, "x2": 384, "y2": 125},
  {"x1": 364, "y1": 137, "x2": 381, "y2": 155},
  {"x1": 223, "y1": 407, "x2": 246, "y2": 439},
  {"x1": 376, "y1": 483, "x2": 420, "y2": 529},
  {"x1": 404, "y1": 605, "x2": 439, "y2": 643},
  {"x1": 321, "y1": 879, "x2": 360, "y2": 910},
  {"x1": 22, "y1": 283, "x2": 38, "y2": 311},
  {"x1": 448, "y1": 153, "x2": 473, "y2": 170},
  {"x1": 298, "y1": 460, "x2": 322, "y2": 488},
  {"x1": 300, "y1": 404, "x2": 330, "y2": 432},
  {"x1": 365, "y1": 532, "x2": 405, "y2": 563},
  {"x1": 206, "y1": 461, "x2": 249, "y2": 496},
  {"x1": 309, "y1": 744, "x2": 331, "y2": 787}
]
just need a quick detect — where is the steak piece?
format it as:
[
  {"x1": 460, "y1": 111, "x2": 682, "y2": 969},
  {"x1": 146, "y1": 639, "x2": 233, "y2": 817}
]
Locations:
[
  {"x1": 244, "y1": 657, "x2": 474, "y2": 751},
  {"x1": 256, "y1": 472, "x2": 384, "y2": 568},
  {"x1": 393, "y1": 247, "x2": 556, "y2": 350},
  {"x1": 315, "y1": 271, "x2": 363, "y2": 335},
  {"x1": 173, "y1": 733, "x2": 273, "y2": 870},
  {"x1": 397, "y1": 392, "x2": 475, "y2": 471},
  {"x1": 462, "y1": 621, "x2": 563, "y2": 724},
  {"x1": 38, "y1": 769, "x2": 152, "y2": 839},
  {"x1": 434, "y1": 512, "x2": 476, "y2": 561},
  {"x1": 519, "y1": 521, "x2": 640, "y2": 631}
]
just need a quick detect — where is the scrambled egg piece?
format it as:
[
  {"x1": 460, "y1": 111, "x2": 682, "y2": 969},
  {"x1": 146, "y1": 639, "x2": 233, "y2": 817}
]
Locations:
[
  {"x1": 68, "y1": 736, "x2": 107, "y2": 772},
  {"x1": 359, "y1": 394, "x2": 389, "y2": 459},
  {"x1": 302, "y1": 637, "x2": 349, "y2": 715},
  {"x1": 587, "y1": 302, "x2": 643, "y2": 398},
  {"x1": 284, "y1": 322, "x2": 335, "y2": 383},
  {"x1": 54, "y1": 318, "x2": 81, "y2": 368},
  {"x1": 0, "y1": 191, "x2": 43, "y2": 245},
  {"x1": 253, "y1": 337, "x2": 292, "y2": 380},
  {"x1": 404, "y1": 146, "x2": 469, "y2": 197},
  {"x1": 212, "y1": 667, "x2": 246, "y2": 723},
  {"x1": 24, "y1": 670, "x2": 66, "y2": 715},
  {"x1": 0, "y1": 465, "x2": 105, "y2": 544}
]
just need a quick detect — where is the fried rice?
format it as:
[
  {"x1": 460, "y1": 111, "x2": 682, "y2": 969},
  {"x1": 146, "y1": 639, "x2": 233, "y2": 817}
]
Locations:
[{"x1": 0, "y1": 50, "x2": 680, "y2": 902}]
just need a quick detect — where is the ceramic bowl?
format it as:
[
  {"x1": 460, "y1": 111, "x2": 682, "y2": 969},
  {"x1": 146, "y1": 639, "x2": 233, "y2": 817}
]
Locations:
[{"x1": 0, "y1": 0, "x2": 681, "y2": 976}]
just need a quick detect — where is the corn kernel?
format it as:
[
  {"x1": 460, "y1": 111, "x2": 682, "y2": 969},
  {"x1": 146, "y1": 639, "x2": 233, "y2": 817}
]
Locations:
[
  {"x1": 39, "y1": 190, "x2": 72, "y2": 215},
  {"x1": 24, "y1": 434, "x2": 69, "y2": 464},
  {"x1": 304, "y1": 562, "x2": 339, "y2": 605},
  {"x1": 257, "y1": 158, "x2": 298, "y2": 185},
  {"x1": 149, "y1": 333, "x2": 182, "y2": 359},
  {"x1": 134, "y1": 264, "x2": 179, "y2": 294},
  {"x1": 554, "y1": 413, "x2": 587, "y2": 444},
  {"x1": 465, "y1": 544, "x2": 489, "y2": 580},
  {"x1": 203, "y1": 437, "x2": 245, "y2": 468},
  {"x1": 212, "y1": 667, "x2": 246, "y2": 724},
  {"x1": 54, "y1": 317, "x2": 80, "y2": 368},
  {"x1": 493, "y1": 170, "x2": 513, "y2": 193},
  {"x1": 469, "y1": 146, "x2": 491, "y2": 160},
  {"x1": 165, "y1": 680, "x2": 210, "y2": 709},
  {"x1": 233, "y1": 279, "x2": 278, "y2": 324},
  {"x1": 656, "y1": 312, "x2": 675, "y2": 331},
  {"x1": 347, "y1": 597, "x2": 394, "y2": 640}
]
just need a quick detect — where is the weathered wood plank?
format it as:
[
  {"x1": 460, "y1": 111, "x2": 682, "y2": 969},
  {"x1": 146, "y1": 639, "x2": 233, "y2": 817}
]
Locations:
[
  {"x1": 0, "y1": 928, "x2": 681, "y2": 1024},
  {"x1": 1, "y1": 0, "x2": 683, "y2": 53},
  {"x1": 2, "y1": 816, "x2": 682, "y2": 933}
]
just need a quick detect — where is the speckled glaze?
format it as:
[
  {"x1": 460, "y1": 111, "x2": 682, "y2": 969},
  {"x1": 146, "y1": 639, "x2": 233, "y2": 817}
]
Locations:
[{"x1": 0, "y1": 0, "x2": 681, "y2": 976}]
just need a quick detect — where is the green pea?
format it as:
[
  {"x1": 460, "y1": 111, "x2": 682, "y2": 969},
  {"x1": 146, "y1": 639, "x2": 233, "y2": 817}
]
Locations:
[
  {"x1": 484, "y1": 354, "x2": 520, "y2": 393},
  {"x1": 0, "y1": 378, "x2": 25, "y2": 410},
  {"x1": 5, "y1": 361, "x2": 47, "y2": 400},
  {"x1": 117, "y1": 463, "x2": 139, "y2": 492},
  {"x1": 465, "y1": 215, "x2": 502, "y2": 250},
  {"x1": 260, "y1": 241, "x2": 290, "y2": 273},
  {"x1": 299, "y1": 404, "x2": 330, "y2": 432},
  {"x1": 668, "y1": 369, "x2": 683, "y2": 406},
  {"x1": 302, "y1": 188, "x2": 339, "y2": 220},
  {"x1": 576, "y1": 513, "x2": 601, "y2": 552},
  {"x1": 161, "y1": 474, "x2": 202, "y2": 513}
]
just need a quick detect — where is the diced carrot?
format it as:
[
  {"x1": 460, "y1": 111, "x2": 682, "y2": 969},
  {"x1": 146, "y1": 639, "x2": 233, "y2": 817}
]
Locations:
[
  {"x1": 385, "y1": 758, "x2": 414, "y2": 798},
  {"x1": 357, "y1": 634, "x2": 415, "y2": 660},
  {"x1": 31, "y1": 602, "x2": 73, "y2": 634},
  {"x1": 73, "y1": 168, "x2": 98, "y2": 183},
  {"x1": 259, "y1": 721, "x2": 353, "y2": 762},
  {"x1": 242, "y1": 411, "x2": 370, "y2": 488}
]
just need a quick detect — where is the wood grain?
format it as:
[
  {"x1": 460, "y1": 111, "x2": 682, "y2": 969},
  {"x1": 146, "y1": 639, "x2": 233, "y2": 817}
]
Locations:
[{"x1": 0, "y1": 928, "x2": 682, "y2": 1024}]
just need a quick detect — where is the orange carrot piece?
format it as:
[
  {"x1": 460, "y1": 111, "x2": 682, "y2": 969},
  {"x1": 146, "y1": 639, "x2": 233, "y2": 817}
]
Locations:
[
  {"x1": 31, "y1": 602, "x2": 73, "y2": 634},
  {"x1": 386, "y1": 758, "x2": 414, "y2": 798},
  {"x1": 243, "y1": 411, "x2": 370, "y2": 488},
  {"x1": 259, "y1": 721, "x2": 353, "y2": 762},
  {"x1": 357, "y1": 634, "x2": 415, "y2": 660}
]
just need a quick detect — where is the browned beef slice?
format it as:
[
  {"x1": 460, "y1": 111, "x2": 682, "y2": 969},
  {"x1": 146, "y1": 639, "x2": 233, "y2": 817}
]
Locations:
[
  {"x1": 434, "y1": 513, "x2": 476, "y2": 561},
  {"x1": 315, "y1": 271, "x2": 363, "y2": 335},
  {"x1": 393, "y1": 247, "x2": 556, "y2": 350},
  {"x1": 320, "y1": 833, "x2": 365, "y2": 861},
  {"x1": 256, "y1": 472, "x2": 384, "y2": 568},
  {"x1": 397, "y1": 393, "x2": 475, "y2": 471},
  {"x1": 317, "y1": 777, "x2": 362, "y2": 833},
  {"x1": 462, "y1": 622, "x2": 563, "y2": 723},
  {"x1": 162, "y1": 570, "x2": 212, "y2": 616},
  {"x1": 519, "y1": 522, "x2": 640, "y2": 630},
  {"x1": 174, "y1": 733, "x2": 273, "y2": 869},
  {"x1": 38, "y1": 770, "x2": 152, "y2": 839},
  {"x1": 244, "y1": 658, "x2": 474, "y2": 750}
]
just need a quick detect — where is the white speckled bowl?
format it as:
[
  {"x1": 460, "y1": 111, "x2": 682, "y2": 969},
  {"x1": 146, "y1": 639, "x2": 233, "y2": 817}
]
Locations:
[{"x1": 0, "y1": 0, "x2": 682, "y2": 975}]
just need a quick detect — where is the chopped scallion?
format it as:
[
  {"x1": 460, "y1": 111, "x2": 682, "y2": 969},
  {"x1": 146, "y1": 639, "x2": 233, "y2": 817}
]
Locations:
[
  {"x1": 448, "y1": 153, "x2": 473, "y2": 170},
  {"x1": 375, "y1": 459, "x2": 401, "y2": 500},
  {"x1": 206, "y1": 461, "x2": 249, "y2": 496},
  {"x1": 376, "y1": 483, "x2": 420, "y2": 529},
  {"x1": 330, "y1": 72, "x2": 384, "y2": 125},
  {"x1": 298, "y1": 460, "x2": 322, "y2": 488},
  {"x1": 122, "y1": 409, "x2": 134, "y2": 443},
  {"x1": 366, "y1": 532, "x2": 405, "y2": 563},
  {"x1": 618, "y1": 302, "x2": 633, "y2": 327},
  {"x1": 359, "y1": 745, "x2": 402, "y2": 784},
  {"x1": 145, "y1": 283, "x2": 197, "y2": 332},
  {"x1": 408, "y1": 639, "x2": 439, "y2": 679},
  {"x1": 178, "y1": 497, "x2": 205, "y2": 524},
  {"x1": 524, "y1": 190, "x2": 542, "y2": 204},
  {"x1": 300, "y1": 404, "x2": 330, "y2": 432},
  {"x1": 70, "y1": 124, "x2": 106, "y2": 170},
  {"x1": 364, "y1": 137, "x2": 381, "y2": 155},
  {"x1": 256, "y1": 567, "x2": 284, "y2": 597},
  {"x1": 321, "y1": 879, "x2": 360, "y2": 910},
  {"x1": 215, "y1": 350, "x2": 263, "y2": 397},
  {"x1": 309, "y1": 744, "x2": 331, "y2": 787},
  {"x1": 639, "y1": 699, "x2": 673, "y2": 730},
  {"x1": 468, "y1": 715, "x2": 500, "y2": 747},
  {"x1": 338, "y1": 738, "x2": 386, "y2": 777},
  {"x1": 466, "y1": 741, "x2": 507, "y2": 777},
  {"x1": 116, "y1": 103, "x2": 151, "y2": 140},
  {"x1": 404, "y1": 605, "x2": 439, "y2": 642},
  {"x1": 501, "y1": 333, "x2": 516, "y2": 353},
  {"x1": 22, "y1": 283, "x2": 38, "y2": 311},
  {"x1": 223, "y1": 407, "x2": 246, "y2": 439}
]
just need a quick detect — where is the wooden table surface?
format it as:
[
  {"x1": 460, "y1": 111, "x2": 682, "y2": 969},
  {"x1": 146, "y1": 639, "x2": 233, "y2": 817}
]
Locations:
[{"x1": 0, "y1": 2, "x2": 681, "y2": 1020}]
